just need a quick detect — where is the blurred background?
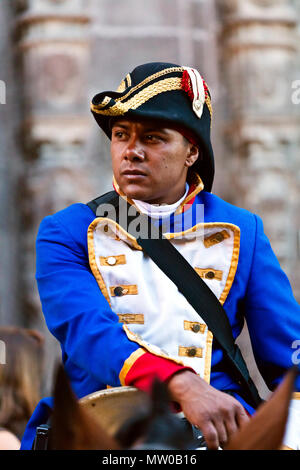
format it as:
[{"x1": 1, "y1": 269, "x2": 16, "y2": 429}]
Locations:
[{"x1": 0, "y1": 0, "x2": 299, "y2": 398}]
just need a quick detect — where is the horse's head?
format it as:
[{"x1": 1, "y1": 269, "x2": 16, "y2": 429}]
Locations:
[
  {"x1": 49, "y1": 364, "x2": 297, "y2": 450},
  {"x1": 115, "y1": 378, "x2": 195, "y2": 450}
]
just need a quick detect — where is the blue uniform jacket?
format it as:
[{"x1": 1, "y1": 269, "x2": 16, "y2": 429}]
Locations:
[{"x1": 21, "y1": 188, "x2": 300, "y2": 449}]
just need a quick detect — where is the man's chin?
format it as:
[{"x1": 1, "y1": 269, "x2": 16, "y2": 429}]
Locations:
[{"x1": 118, "y1": 183, "x2": 151, "y2": 202}]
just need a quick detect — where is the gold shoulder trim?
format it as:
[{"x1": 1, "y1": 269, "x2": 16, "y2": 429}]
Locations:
[
  {"x1": 90, "y1": 217, "x2": 143, "y2": 251},
  {"x1": 87, "y1": 220, "x2": 112, "y2": 305}
]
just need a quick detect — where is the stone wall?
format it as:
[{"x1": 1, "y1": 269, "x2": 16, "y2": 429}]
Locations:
[
  {"x1": 217, "y1": 0, "x2": 300, "y2": 300},
  {"x1": 0, "y1": 0, "x2": 299, "y2": 395}
]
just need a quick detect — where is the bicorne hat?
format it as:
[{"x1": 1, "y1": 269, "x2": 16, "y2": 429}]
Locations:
[{"x1": 91, "y1": 62, "x2": 214, "y2": 191}]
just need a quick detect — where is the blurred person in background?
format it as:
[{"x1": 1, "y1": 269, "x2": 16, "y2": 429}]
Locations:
[{"x1": 0, "y1": 327, "x2": 44, "y2": 449}]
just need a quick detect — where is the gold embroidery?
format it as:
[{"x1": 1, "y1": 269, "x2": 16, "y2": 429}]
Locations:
[
  {"x1": 117, "y1": 314, "x2": 144, "y2": 325},
  {"x1": 195, "y1": 268, "x2": 223, "y2": 281},
  {"x1": 203, "y1": 230, "x2": 230, "y2": 248},
  {"x1": 219, "y1": 227, "x2": 240, "y2": 306},
  {"x1": 110, "y1": 284, "x2": 138, "y2": 297},
  {"x1": 100, "y1": 254, "x2": 126, "y2": 266},
  {"x1": 93, "y1": 96, "x2": 111, "y2": 109},
  {"x1": 119, "y1": 348, "x2": 146, "y2": 386},
  {"x1": 91, "y1": 65, "x2": 212, "y2": 120},
  {"x1": 87, "y1": 221, "x2": 111, "y2": 306},
  {"x1": 184, "y1": 321, "x2": 206, "y2": 334},
  {"x1": 116, "y1": 79, "x2": 126, "y2": 93},
  {"x1": 204, "y1": 331, "x2": 213, "y2": 383},
  {"x1": 116, "y1": 67, "x2": 183, "y2": 103},
  {"x1": 175, "y1": 173, "x2": 204, "y2": 215},
  {"x1": 205, "y1": 95, "x2": 213, "y2": 120},
  {"x1": 91, "y1": 77, "x2": 182, "y2": 116},
  {"x1": 178, "y1": 346, "x2": 203, "y2": 358},
  {"x1": 92, "y1": 66, "x2": 184, "y2": 112},
  {"x1": 126, "y1": 73, "x2": 132, "y2": 87}
]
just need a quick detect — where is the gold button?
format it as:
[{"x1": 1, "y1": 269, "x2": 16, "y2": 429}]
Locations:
[
  {"x1": 192, "y1": 324, "x2": 201, "y2": 333},
  {"x1": 103, "y1": 225, "x2": 109, "y2": 233},
  {"x1": 187, "y1": 347, "x2": 197, "y2": 357},
  {"x1": 107, "y1": 257, "x2": 117, "y2": 266},
  {"x1": 205, "y1": 271, "x2": 215, "y2": 279},
  {"x1": 214, "y1": 233, "x2": 224, "y2": 242}
]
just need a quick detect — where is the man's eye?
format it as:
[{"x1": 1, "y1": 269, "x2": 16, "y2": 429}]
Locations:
[
  {"x1": 114, "y1": 131, "x2": 125, "y2": 138},
  {"x1": 145, "y1": 134, "x2": 160, "y2": 142}
]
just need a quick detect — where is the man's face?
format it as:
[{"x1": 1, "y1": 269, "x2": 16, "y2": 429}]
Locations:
[{"x1": 110, "y1": 119, "x2": 199, "y2": 204}]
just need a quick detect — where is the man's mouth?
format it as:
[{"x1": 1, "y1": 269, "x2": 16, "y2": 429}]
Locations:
[{"x1": 122, "y1": 169, "x2": 148, "y2": 177}]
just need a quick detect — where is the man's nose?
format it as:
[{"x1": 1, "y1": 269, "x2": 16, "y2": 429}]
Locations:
[{"x1": 124, "y1": 137, "x2": 145, "y2": 161}]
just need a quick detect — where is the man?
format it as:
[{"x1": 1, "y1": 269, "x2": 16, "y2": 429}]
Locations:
[{"x1": 21, "y1": 62, "x2": 300, "y2": 450}]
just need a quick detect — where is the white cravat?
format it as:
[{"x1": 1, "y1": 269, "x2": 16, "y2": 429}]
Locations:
[{"x1": 133, "y1": 183, "x2": 189, "y2": 219}]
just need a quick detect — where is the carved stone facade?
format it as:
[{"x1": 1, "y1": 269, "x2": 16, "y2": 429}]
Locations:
[
  {"x1": 0, "y1": 0, "x2": 299, "y2": 393},
  {"x1": 217, "y1": 0, "x2": 300, "y2": 300}
]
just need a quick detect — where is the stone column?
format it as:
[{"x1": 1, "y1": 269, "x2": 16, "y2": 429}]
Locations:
[
  {"x1": 13, "y1": 0, "x2": 95, "y2": 392},
  {"x1": 0, "y1": 1, "x2": 24, "y2": 327},
  {"x1": 216, "y1": 0, "x2": 300, "y2": 397},
  {"x1": 218, "y1": 0, "x2": 300, "y2": 299}
]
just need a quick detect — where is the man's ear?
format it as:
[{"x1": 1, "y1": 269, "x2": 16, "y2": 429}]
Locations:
[{"x1": 184, "y1": 144, "x2": 199, "y2": 168}]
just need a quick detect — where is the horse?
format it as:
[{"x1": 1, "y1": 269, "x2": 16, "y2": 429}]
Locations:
[{"x1": 48, "y1": 364, "x2": 297, "y2": 451}]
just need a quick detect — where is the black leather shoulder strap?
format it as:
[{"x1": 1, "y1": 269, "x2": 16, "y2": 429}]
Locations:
[{"x1": 87, "y1": 193, "x2": 263, "y2": 409}]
